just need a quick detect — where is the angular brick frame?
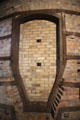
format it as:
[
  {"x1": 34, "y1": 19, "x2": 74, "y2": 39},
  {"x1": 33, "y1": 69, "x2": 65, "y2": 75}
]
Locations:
[{"x1": 11, "y1": 10, "x2": 66, "y2": 112}]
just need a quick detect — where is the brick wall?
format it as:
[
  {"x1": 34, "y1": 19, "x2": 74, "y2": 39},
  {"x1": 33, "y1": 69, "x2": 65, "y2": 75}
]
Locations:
[{"x1": 19, "y1": 20, "x2": 56, "y2": 102}]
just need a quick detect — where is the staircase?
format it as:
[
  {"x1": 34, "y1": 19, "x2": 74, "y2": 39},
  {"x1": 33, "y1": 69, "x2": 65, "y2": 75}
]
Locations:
[{"x1": 51, "y1": 83, "x2": 65, "y2": 119}]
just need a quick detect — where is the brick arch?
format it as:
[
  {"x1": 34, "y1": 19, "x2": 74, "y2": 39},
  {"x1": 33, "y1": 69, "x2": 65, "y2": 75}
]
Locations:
[{"x1": 11, "y1": 10, "x2": 65, "y2": 112}]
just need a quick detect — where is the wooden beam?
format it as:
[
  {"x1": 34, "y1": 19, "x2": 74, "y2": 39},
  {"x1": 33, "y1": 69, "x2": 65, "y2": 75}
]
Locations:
[
  {"x1": 11, "y1": 17, "x2": 29, "y2": 108},
  {"x1": 67, "y1": 55, "x2": 80, "y2": 60},
  {"x1": 0, "y1": 81, "x2": 16, "y2": 86},
  {"x1": 56, "y1": 105, "x2": 80, "y2": 120},
  {"x1": 51, "y1": 9, "x2": 80, "y2": 15},
  {"x1": 0, "y1": 12, "x2": 21, "y2": 22},
  {"x1": 0, "y1": 34, "x2": 12, "y2": 40},
  {"x1": 48, "y1": 11, "x2": 67, "y2": 112},
  {"x1": 63, "y1": 82, "x2": 80, "y2": 88},
  {"x1": 79, "y1": 88, "x2": 80, "y2": 99},
  {"x1": 0, "y1": 9, "x2": 80, "y2": 22},
  {"x1": 21, "y1": 9, "x2": 80, "y2": 16},
  {"x1": 24, "y1": 102, "x2": 49, "y2": 113},
  {"x1": 61, "y1": 12, "x2": 67, "y2": 63},
  {"x1": 61, "y1": 105, "x2": 80, "y2": 112},
  {"x1": 0, "y1": 56, "x2": 11, "y2": 61},
  {"x1": 66, "y1": 31, "x2": 80, "y2": 37}
]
